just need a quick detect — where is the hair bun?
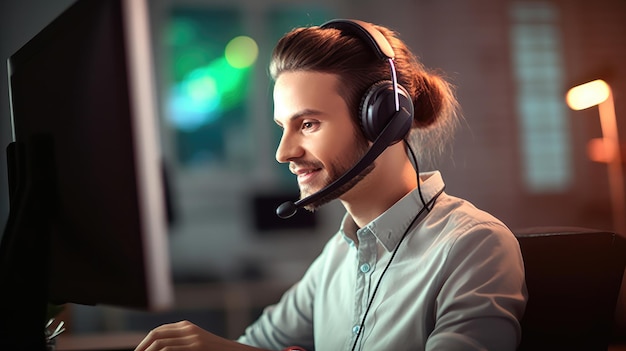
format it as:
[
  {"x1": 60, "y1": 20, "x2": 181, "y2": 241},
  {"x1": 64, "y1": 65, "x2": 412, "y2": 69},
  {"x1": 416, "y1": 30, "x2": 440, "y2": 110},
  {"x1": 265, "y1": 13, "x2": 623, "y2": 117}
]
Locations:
[{"x1": 412, "y1": 74, "x2": 446, "y2": 128}]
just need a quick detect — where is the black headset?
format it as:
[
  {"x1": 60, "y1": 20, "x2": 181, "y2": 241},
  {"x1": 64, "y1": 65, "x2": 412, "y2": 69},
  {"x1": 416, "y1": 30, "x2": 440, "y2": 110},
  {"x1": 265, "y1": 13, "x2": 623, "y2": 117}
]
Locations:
[{"x1": 320, "y1": 19, "x2": 414, "y2": 143}]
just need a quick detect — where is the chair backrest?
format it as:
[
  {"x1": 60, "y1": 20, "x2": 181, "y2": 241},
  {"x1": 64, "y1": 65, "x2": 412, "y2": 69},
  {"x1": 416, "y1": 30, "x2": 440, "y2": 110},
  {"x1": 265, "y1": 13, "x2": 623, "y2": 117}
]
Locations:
[{"x1": 514, "y1": 227, "x2": 626, "y2": 351}]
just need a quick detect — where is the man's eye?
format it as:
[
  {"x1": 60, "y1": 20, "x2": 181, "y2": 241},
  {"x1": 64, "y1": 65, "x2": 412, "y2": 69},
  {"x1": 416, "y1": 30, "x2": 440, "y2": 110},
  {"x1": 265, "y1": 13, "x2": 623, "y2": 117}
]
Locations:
[{"x1": 302, "y1": 121, "x2": 317, "y2": 130}]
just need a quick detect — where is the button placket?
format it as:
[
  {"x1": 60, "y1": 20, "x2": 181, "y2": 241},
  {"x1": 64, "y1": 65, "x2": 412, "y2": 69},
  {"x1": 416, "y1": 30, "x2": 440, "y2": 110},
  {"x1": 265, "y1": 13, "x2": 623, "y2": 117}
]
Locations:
[{"x1": 352, "y1": 228, "x2": 377, "y2": 340}]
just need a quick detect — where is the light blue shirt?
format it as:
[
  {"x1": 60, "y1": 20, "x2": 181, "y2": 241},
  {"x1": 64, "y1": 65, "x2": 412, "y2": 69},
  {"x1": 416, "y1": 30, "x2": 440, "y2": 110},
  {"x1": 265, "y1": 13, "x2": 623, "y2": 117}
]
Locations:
[{"x1": 238, "y1": 171, "x2": 528, "y2": 350}]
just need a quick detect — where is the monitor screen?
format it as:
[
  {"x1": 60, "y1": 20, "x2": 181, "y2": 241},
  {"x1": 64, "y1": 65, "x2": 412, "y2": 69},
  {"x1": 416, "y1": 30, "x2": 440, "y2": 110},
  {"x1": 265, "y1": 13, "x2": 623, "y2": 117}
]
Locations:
[{"x1": 1, "y1": 0, "x2": 173, "y2": 345}]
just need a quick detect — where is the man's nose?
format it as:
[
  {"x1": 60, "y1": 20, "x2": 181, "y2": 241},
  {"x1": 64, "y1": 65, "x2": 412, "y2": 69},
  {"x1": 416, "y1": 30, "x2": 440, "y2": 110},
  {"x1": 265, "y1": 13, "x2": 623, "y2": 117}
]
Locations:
[{"x1": 275, "y1": 131, "x2": 304, "y2": 163}]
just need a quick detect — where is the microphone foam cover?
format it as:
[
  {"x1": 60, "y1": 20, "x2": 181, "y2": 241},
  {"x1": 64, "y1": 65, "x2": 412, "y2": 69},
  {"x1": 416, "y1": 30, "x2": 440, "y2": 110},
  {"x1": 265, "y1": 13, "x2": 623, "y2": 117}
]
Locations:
[{"x1": 276, "y1": 201, "x2": 298, "y2": 219}]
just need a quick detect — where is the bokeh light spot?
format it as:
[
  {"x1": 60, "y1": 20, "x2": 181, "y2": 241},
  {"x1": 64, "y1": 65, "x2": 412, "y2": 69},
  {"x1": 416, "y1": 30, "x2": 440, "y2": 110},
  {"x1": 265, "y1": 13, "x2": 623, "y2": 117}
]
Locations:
[{"x1": 225, "y1": 36, "x2": 258, "y2": 68}]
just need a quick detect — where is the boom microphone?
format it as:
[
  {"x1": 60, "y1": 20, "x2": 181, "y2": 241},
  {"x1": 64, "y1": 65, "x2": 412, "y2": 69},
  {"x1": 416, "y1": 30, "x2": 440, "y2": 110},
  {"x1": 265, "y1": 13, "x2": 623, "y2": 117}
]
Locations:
[{"x1": 276, "y1": 107, "x2": 412, "y2": 219}]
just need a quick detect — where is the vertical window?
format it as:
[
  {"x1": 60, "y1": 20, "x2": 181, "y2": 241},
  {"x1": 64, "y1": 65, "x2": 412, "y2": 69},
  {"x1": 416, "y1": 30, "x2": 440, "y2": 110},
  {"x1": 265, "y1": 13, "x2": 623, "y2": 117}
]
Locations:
[
  {"x1": 165, "y1": 9, "x2": 257, "y2": 168},
  {"x1": 510, "y1": 1, "x2": 571, "y2": 192}
]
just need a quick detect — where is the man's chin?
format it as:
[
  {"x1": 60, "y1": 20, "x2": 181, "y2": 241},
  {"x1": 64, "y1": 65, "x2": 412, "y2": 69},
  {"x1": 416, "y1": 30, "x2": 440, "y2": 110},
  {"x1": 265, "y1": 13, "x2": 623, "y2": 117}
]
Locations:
[
  {"x1": 299, "y1": 187, "x2": 342, "y2": 213},
  {"x1": 298, "y1": 187, "x2": 325, "y2": 212}
]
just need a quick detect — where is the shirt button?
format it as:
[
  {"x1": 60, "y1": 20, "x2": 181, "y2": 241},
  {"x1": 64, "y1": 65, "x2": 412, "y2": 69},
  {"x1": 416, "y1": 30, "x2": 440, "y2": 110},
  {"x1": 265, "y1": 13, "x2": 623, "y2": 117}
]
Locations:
[
  {"x1": 352, "y1": 325, "x2": 360, "y2": 334},
  {"x1": 360, "y1": 263, "x2": 371, "y2": 273}
]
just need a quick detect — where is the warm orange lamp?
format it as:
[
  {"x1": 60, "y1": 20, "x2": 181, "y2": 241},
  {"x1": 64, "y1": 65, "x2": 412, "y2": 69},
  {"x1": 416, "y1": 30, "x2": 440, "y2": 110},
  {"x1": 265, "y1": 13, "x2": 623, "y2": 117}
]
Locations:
[{"x1": 566, "y1": 79, "x2": 625, "y2": 236}]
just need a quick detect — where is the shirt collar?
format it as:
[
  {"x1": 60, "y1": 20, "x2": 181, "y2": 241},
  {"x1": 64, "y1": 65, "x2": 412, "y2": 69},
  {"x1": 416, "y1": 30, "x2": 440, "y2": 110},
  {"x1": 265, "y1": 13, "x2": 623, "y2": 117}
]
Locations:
[{"x1": 340, "y1": 171, "x2": 446, "y2": 251}]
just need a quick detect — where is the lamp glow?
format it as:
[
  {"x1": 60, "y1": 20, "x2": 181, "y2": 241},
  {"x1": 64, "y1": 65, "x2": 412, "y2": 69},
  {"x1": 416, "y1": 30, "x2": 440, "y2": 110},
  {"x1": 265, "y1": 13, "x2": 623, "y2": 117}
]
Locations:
[
  {"x1": 566, "y1": 79, "x2": 611, "y2": 110},
  {"x1": 566, "y1": 79, "x2": 625, "y2": 238}
]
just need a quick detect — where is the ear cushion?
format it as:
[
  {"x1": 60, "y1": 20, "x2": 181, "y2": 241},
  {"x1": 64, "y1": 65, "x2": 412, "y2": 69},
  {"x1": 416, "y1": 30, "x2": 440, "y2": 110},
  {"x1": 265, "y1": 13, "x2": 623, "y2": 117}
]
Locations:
[{"x1": 359, "y1": 80, "x2": 414, "y2": 143}]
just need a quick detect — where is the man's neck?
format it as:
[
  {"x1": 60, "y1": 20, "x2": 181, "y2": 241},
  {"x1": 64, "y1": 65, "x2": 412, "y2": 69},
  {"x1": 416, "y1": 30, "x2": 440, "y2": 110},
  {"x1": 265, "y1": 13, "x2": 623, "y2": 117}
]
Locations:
[{"x1": 340, "y1": 158, "x2": 418, "y2": 229}]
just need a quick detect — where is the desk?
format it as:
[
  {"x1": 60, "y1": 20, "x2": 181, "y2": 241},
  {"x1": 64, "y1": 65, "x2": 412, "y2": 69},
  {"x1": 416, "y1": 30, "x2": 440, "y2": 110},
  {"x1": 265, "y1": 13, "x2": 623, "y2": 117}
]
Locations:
[
  {"x1": 56, "y1": 332, "x2": 145, "y2": 351},
  {"x1": 55, "y1": 280, "x2": 292, "y2": 349}
]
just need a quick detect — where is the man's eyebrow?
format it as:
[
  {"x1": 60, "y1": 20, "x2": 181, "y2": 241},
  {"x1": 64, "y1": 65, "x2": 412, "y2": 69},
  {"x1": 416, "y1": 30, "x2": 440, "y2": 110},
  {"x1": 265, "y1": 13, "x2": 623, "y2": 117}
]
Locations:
[{"x1": 274, "y1": 108, "x2": 324, "y2": 125}]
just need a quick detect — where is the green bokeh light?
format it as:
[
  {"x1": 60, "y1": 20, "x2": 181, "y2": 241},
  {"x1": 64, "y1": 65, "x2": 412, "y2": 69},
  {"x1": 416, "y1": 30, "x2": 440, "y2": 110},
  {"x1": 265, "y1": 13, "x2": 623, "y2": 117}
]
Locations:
[
  {"x1": 185, "y1": 68, "x2": 218, "y2": 104},
  {"x1": 169, "y1": 56, "x2": 250, "y2": 131},
  {"x1": 225, "y1": 36, "x2": 258, "y2": 69}
]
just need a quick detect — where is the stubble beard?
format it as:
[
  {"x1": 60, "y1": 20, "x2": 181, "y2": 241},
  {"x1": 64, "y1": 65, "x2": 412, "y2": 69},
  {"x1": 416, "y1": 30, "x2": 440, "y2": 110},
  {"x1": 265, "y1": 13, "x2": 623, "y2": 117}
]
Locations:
[{"x1": 301, "y1": 135, "x2": 373, "y2": 212}]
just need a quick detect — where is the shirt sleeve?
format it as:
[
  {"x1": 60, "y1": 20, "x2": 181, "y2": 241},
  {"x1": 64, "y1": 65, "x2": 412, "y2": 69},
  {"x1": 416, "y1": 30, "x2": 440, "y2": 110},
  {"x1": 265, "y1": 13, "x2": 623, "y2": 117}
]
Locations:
[
  {"x1": 236, "y1": 238, "x2": 335, "y2": 350},
  {"x1": 426, "y1": 221, "x2": 528, "y2": 351}
]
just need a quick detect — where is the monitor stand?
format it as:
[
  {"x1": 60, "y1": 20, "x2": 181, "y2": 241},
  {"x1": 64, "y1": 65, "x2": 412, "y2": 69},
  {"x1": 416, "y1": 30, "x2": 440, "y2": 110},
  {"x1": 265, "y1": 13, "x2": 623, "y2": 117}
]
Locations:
[{"x1": 0, "y1": 139, "x2": 57, "y2": 350}]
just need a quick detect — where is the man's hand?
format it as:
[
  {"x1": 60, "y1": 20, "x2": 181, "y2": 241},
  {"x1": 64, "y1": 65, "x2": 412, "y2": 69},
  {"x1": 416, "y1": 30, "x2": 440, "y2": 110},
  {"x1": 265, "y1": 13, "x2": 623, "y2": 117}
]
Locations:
[{"x1": 134, "y1": 320, "x2": 267, "y2": 351}]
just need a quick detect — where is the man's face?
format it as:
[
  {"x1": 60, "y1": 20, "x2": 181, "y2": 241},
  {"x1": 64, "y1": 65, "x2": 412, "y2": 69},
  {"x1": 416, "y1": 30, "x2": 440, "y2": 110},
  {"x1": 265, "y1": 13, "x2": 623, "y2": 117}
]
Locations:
[{"x1": 273, "y1": 71, "x2": 372, "y2": 211}]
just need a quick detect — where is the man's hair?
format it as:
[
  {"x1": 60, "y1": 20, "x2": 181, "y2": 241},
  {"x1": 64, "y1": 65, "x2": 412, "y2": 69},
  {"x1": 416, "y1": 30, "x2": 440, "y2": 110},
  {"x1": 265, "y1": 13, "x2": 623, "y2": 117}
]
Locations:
[{"x1": 269, "y1": 21, "x2": 461, "y2": 168}]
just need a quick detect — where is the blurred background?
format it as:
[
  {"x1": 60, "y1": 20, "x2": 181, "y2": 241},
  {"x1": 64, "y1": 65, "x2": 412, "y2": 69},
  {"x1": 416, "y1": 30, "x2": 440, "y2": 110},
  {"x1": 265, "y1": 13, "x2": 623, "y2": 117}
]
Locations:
[{"x1": 1, "y1": 0, "x2": 625, "y2": 343}]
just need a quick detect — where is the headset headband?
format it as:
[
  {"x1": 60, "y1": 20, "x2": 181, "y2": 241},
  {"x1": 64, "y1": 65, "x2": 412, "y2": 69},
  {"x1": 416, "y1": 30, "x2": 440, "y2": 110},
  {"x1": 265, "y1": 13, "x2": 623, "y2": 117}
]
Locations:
[
  {"x1": 320, "y1": 19, "x2": 395, "y2": 60},
  {"x1": 320, "y1": 19, "x2": 401, "y2": 112}
]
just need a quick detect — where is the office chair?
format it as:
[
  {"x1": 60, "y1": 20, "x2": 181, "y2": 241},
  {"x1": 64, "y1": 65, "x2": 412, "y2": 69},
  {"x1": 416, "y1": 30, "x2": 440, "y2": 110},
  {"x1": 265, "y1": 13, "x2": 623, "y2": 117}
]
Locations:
[{"x1": 514, "y1": 227, "x2": 626, "y2": 351}]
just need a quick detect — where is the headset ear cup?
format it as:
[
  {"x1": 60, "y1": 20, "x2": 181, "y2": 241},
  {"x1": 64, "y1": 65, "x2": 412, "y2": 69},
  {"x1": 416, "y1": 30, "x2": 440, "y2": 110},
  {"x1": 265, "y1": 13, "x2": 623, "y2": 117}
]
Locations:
[{"x1": 359, "y1": 80, "x2": 414, "y2": 143}]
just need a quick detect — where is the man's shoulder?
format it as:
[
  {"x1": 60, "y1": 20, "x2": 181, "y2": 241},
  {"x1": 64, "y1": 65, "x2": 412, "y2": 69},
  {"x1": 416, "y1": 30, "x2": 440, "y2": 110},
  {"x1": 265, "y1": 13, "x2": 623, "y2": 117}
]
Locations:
[{"x1": 430, "y1": 193, "x2": 514, "y2": 241}]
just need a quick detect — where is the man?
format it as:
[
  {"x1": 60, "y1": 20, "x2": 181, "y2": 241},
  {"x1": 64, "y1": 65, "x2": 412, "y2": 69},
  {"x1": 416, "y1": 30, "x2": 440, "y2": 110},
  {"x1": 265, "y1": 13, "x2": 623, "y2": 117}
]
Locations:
[{"x1": 135, "y1": 19, "x2": 527, "y2": 351}]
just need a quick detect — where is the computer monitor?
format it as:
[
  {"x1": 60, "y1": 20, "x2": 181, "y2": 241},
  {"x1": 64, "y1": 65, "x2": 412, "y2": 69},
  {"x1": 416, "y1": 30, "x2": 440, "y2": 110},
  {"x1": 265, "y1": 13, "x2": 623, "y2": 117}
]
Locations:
[{"x1": 0, "y1": 0, "x2": 173, "y2": 348}]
